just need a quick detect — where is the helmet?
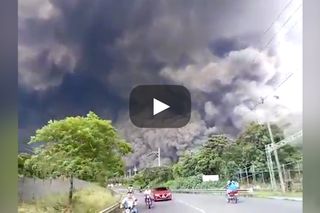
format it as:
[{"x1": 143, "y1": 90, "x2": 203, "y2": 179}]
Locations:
[{"x1": 229, "y1": 176, "x2": 237, "y2": 182}]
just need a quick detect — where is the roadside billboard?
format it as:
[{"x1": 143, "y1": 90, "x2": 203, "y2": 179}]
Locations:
[{"x1": 202, "y1": 175, "x2": 219, "y2": 182}]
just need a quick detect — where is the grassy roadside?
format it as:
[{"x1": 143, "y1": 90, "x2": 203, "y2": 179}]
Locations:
[
  {"x1": 253, "y1": 190, "x2": 302, "y2": 198},
  {"x1": 18, "y1": 185, "x2": 117, "y2": 213}
]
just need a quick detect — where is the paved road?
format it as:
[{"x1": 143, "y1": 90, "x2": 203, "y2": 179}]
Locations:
[{"x1": 131, "y1": 192, "x2": 302, "y2": 213}]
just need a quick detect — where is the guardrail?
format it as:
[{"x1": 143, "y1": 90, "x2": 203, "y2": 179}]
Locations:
[
  {"x1": 99, "y1": 202, "x2": 120, "y2": 213},
  {"x1": 172, "y1": 188, "x2": 253, "y2": 197},
  {"x1": 99, "y1": 189, "x2": 123, "y2": 213}
]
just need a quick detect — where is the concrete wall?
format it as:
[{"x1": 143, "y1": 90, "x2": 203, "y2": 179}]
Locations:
[{"x1": 18, "y1": 177, "x2": 92, "y2": 202}]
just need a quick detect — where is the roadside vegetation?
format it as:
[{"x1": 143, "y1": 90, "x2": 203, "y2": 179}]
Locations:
[
  {"x1": 18, "y1": 112, "x2": 131, "y2": 210},
  {"x1": 254, "y1": 190, "x2": 302, "y2": 198},
  {"x1": 121, "y1": 122, "x2": 302, "y2": 191},
  {"x1": 18, "y1": 185, "x2": 116, "y2": 213}
]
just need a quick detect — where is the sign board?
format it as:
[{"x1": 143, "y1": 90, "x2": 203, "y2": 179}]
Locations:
[{"x1": 202, "y1": 175, "x2": 219, "y2": 182}]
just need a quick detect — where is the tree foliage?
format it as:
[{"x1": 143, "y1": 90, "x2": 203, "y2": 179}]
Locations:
[
  {"x1": 235, "y1": 122, "x2": 301, "y2": 171},
  {"x1": 18, "y1": 153, "x2": 32, "y2": 176},
  {"x1": 24, "y1": 112, "x2": 132, "y2": 181},
  {"x1": 195, "y1": 135, "x2": 230, "y2": 175},
  {"x1": 170, "y1": 122, "x2": 302, "y2": 182},
  {"x1": 132, "y1": 166, "x2": 173, "y2": 187}
]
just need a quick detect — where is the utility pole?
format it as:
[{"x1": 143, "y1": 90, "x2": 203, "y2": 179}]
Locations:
[
  {"x1": 252, "y1": 165, "x2": 256, "y2": 185},
  {"x1": 158, "y1": 147, "x2": 161, "y2": 167},
  {"x1": 261, "y1": 171, "x2": 266, "y2": 185},
  {"x1": 267, "y1": 122, "x2": 285, "y2": 192},
  {"x1": 297, "y1": 163, "x2": 302, "y2": 181},
  {"x1": 239, "y1": 168, "x2": 242, "y2": 184},
  {"x1": 147, "y1": 148, "x2": 161, "y2": 167},
  {"x1": 266, "y1": 146, "x2": 276, "y2": 190},
  {"x1": 245, "y1": 167, "x2": 249, "y2": 186},
  {"x1": 282, "y1": 164, "x2": 287, "y2": 182},
  {"x1": 133, "y1": 166, "x2": 137, "y2": 175}
]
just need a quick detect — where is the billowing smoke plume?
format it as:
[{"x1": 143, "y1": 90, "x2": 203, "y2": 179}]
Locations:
[
  {"x1": 19, "y1": 0, "x2": 302, "y2": 166},
  {"x1": 118, "y1": 47, "x2": 298, "y2": 168},
  {"x1": 117, "y1": 111, "x2": 208, "y2": 168}
]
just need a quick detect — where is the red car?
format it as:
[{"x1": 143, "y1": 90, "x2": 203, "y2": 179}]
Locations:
[{"x1": 152, "y1": 187, "x2": 172, "y2": 201}]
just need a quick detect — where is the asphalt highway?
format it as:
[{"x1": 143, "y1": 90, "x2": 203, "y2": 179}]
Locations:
[{"x1": 131, "y1": 191, "x2": 302, "y2": 213}]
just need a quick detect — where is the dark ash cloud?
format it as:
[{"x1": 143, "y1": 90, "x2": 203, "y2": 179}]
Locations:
[{"x1": 18, "y1": 0, "x2": 301, "y2": 167}]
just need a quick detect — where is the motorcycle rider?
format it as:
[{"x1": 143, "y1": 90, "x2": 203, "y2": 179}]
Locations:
[
  {"x1": 226, "y1": 178, "x2": 239, "y2": 200},
  {"x1": 120, "y1": 191, "x2": 139, "y2": 213},
  {"x1": 143, "y1": 186, "x2": 152, "y2": 203},
  {"x1": 226, "y1": 179, "x2": 239, "y2": 189}
]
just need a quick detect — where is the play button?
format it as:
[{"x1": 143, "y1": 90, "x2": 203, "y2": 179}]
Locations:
[
  {"x1": 153, "y1": 98, "x2": 170, "y2": 116},
  {"x1": 129, "y1": 85, "x2": 191, "y2": 128}
]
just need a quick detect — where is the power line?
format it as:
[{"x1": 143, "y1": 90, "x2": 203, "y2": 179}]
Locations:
[
  {"x1": 237, "y1": 160, "x2": 302, "y2": 173},
  {"x1": 250, "y1": 3, "x2": 302, "y2": 66},
  {"x1": 250, "y1": 72, "x2": 294, "y2": 111},
  {"x1": 228, "y1": 3, "x2": 302, "y2": 132},
  {"x1": 260, "y1": 4, "x2": 302, "y2": 53},
  {"x1": 248, "y1": 15, "x2": 301, "y2": 111},
  {"x1": 273, "y1": 72, "x2": 294, "y2": 91},
  {"x1": 273, "y1": 19, "x2": 300, "y2": 47},
  {"x1": 261, "y1": 0, "x2": 295, "y2": 36},
  {"x1": 243, "y1": 0, "x2": 302, "y2": 68},
  {"x1": 244, "y1": 3, "x2": 302, "y2": 112}
]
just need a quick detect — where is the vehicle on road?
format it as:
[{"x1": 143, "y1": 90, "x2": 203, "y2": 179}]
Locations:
[
  {"x1": 145, "y1": 194, "x2": 152, "y2": 209},
  {"x1": 122, "y1": 200, "x2": 138, "y2": 213},
  {"x1": 227, "y1": 190, "x2": 239, "y2": 204},
  {"x1": 152, "y1": 187, "x2": 172, "y2": 201},
  {"x1": 123, "y1": 205, "x2": 137, "y2": 213},
  {"x1": 120, "y1": 192, "x2": 138, "y2": 213}
]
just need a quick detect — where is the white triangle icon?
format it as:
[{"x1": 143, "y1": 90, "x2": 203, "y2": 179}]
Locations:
[{"x1": 153, "y1": 98, "x2": 170, "y2": 116}]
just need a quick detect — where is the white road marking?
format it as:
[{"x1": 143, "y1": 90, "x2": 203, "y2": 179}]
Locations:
[{"x1": 177, "y1": 199, "x2": 206, "y2": 213}]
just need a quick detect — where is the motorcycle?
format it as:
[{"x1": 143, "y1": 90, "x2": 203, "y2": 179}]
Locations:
[
  {"x1": 122, "y1": 199, "x2": 138, "y2": 213},
  {"x1": 124, "y1": 206, "x2": 136, "y2": 213},
  {"x1": 227, "y1": 190, "x2": 239, "y2": 204},
  {"x1": 145, "y1": 195, "x2": 152, "y2": 209}
]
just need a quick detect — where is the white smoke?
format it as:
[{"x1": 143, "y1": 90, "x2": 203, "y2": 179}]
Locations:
[
  {"x1": 160, "y1": 48, "x2": 277, "y2": 93},
  {"x1": 122, "y1": 42, "x2": 301, "y2": 166}
]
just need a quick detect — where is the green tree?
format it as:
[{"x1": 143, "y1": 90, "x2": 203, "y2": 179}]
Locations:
[
  {"x1": 234, "y1": 123, "x2": 283, "y2": 168},
  {"x1": 195, "y1": 135, "x2": 230, "y2": 176},
  {"x1": 178, "y1": 151, "x2": 199, "y2": 177},
  {"x1": 278, "y1": 145, "x2": 302, "y2": 169},
  {"x1": 18, "y1": 153, "x2": 32, "y2": 176},
  {"x1": 132, "y1": 166, "x2": 173, "y2": 187},
  {"x1": 234, "y1": 122, "x2": 302, "y2": 177},
  {"x1": 25, "y1": 112, "x2": 132, "y2": 204},
  {"x1": 173, "y1": 136, "x2": 231, "y2": 178}
]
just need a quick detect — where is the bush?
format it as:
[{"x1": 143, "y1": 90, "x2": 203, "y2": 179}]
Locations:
[
  {"x1": 132, "y1": 166, "x2": 174, "y2": 188},
  {"x1": 196, "y1": 180, "x2": 226, "y2": 189},
  {"x1": 163, "y1": 176, "x2": 227, "y2": 189},
  {"x1": 18, "y1": 185, "x2": 117, "y2": 213},
  {"x1": 163, "y1": 176, "x2": 202, "y2": 189}
]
